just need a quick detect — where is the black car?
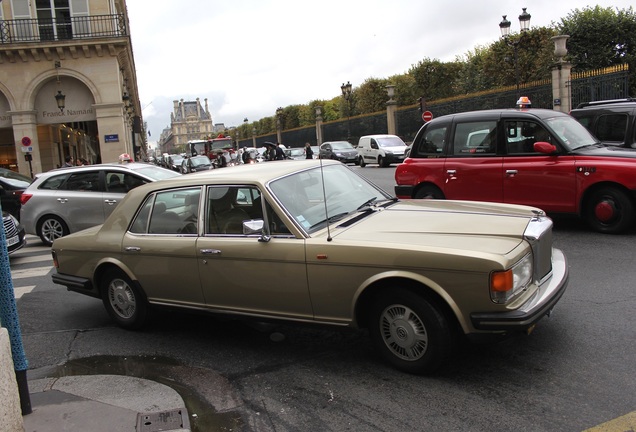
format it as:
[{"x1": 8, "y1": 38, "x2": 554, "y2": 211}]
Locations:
[
  {"x1": 570, "y1": 98, "x2": 636, "y2": 149},
  {"x1": 318, "y1": 141, "x2": 358, "y2": 164},
  {"x1": 181, "y1": 155, "x2": 213, "y2": 173},
  {"x1": 0, "y1": 168, "x2": 32, "y2": 219},
  {"x1": 3, "y1": 211, "x2": 26, "y2": 254}
]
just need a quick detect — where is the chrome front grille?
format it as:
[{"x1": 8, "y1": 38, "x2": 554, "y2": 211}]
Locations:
[
  {"x1": 524, "y1": 215, "x2": 554, "y2": 284},
  {"x1": 3, "y1": 216, "x2": 19, "y2": 238}
]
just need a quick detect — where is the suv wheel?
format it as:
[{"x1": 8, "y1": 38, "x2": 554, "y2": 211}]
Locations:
[
  {"x1": 584, "y1": 186, "x2": 635, "y2": 234},
  {"x1": 37, "y1": 215, "x2": 69, "y2": 246}
]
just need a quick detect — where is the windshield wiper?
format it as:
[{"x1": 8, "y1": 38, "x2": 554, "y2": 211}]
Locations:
[
  {"x1": 309, "y1": 212, "x2": 351, "y2": 230},
  {"x1": 357, "y1": 197, "x2": 398, "y2": 211}
]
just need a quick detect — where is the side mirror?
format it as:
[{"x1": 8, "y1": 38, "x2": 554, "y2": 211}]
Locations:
[
  {"x1": 534, "y1": 142, "x2": 557, "y2": 154},
  {"x1": 243, "y1": 219, "x2": 264, "y2": 235}
]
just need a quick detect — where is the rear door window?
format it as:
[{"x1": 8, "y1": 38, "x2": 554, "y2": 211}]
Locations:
[
  {"x1": 595, "y1": 113, "x2": 627, "y2": 143},
  {"x1": 451, "y1": 121, "x2": 497, "y2": 156}
]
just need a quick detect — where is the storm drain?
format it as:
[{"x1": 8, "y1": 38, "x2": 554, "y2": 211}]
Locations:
[{"x1": 137, "y1": 408, "x2": 188, "y2": 431}]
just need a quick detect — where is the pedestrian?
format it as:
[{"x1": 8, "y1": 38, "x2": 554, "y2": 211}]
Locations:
[
  {"x1": 304, "y1": 142, "x2": 313, "y2": 159},
  {"x1": 63, "y1": 155, "x2": 73, "y2": 167},
  {"x1": 264, "y1": 142, "x2": 284, "y2": 161}
]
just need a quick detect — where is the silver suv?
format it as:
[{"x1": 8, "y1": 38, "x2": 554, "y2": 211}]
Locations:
[{"x1": 20, "y1": 163, "x2": 180, "y2": 245}]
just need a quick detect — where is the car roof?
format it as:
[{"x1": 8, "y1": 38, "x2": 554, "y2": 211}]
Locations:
[
  {"x1": 573, "y1": 98, "x2": 636, "y2": 110},
  {"x1": 425, "y1": 108, "x2": 571, "y2": 123},
  {"x1": 32, "y1": 162, "x2": 170, "y2": 179},
  {"x1": 129, "y1": 159, "x2": 341, "y2": 193}
]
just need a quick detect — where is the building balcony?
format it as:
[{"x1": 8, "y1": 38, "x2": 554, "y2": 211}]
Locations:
[{"x1": 0, "y1": 14, "x2": 127, "y2": 45}]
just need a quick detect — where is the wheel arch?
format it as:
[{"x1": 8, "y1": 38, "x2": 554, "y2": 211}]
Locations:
[
  {"x1": 354, "y1": 275, "x2": 465, "y2": 334},
  {"x1": 579, "y1": 181, "x2": 636, "y2": 215},
  {"x1": 93, "y1": 260, "x2": 146, "y2": 301},
  {"x1": 412, "y1": 182, "x2": 445, "y2": 199}
]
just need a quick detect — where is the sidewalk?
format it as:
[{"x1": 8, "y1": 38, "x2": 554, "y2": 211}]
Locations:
[{"x1": 23, "y1": 374, "x2": 191, "y2": 432}]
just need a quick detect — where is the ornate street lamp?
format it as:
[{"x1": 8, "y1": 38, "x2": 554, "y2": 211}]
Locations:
[
  {"x1": 499, "y1": 8, "x2": 532, "y2": 97},
  {"x1": 340, "y1": 81, "x2": 353, "y2": 140},
  {"x1": 54, "y1": 61, "x2": 65, "y2": 112}
]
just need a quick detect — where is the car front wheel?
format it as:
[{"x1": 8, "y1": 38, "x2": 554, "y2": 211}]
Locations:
[
  {"x1": 101, "y1": 268, "x2": 148, "y2": 330},
  {"x1": 584, "y1": 187, "x2": 635, "y2": 234},
  {"x1": 359, "y1": 156, "x2": 366, "y2": 167},
  {"x1": 368, "y1": 288, "x2": 453, "y2": 374},
  {"x1": 37, "y1": 215, "x2": 69, "y2": 246}
]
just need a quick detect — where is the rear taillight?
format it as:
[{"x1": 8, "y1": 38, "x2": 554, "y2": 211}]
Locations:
[{"x1": 20, "y1": 193, "x2": 32, "y2": 205}]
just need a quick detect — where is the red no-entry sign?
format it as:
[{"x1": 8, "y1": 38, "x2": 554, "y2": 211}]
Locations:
[{"x1": 422, "y1": 111, "x2": 433, "y2": 122}]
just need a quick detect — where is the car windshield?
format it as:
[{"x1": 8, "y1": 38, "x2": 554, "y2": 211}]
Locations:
[
  {"x1": 131, "y1": 165, "x2": 181, "y2": 180},
  {"x1": 268, "y1": 164, "x2": 393, "y2": 234},
  {"x1": 545, "y1": 116, "x2": 599, "y2": 151},
  {"x1": 191, "y1": 156, "x2": 211, "y2": 167},
  {"x1": 377, "y1": 136, "x2": 405, "y2": 147},
  {"x1": 0, "y1": 169, "x2": 32, "y2": 187},
  {"x1": 331, "y1": 142, "x2": 354, "y2": 150}
]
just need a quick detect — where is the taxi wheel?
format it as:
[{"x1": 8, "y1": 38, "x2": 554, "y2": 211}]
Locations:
[
  {"x1": 414, "y1": 185, "x2": 444, "y2": 199},
  {"x1": 585, "y1": 187, "x2": 635, "y2": 234},
  {"x1": 37, "y1": 215, "x2": 69, "y2": 246},
  {"x1": 101, "y1": 268, "x2": 148, "y2": 330},
  {"x1": 368, "y1": 288, "x2": 453, "y2": 374}
]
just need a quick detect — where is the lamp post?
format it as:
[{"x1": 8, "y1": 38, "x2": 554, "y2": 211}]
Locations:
[
  {"x1": 252, "y1": 127, "x2": 257, "y2": 148},
  {"x1": 341, "y1": 81, "x2": 353, "y2": 141},
  {"x1": 276, "y1": 107, "x2": 283, "y2": 144},
  {"x1": 386, "y1": 84, "x2": 397, "y2": 135},
  {"x1": 499, "y1": 7, "x2": 531, "y2": 98},
  {"x1": 315, "y1": 106, "x2": 323, "y2": 146},
  {"x1": 54, "y1": 61, "x2": 65, "y2": 112}
]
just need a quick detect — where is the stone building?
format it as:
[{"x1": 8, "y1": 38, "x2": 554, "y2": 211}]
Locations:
[
  {"x1": 0, "y1": 0, "x2": 142, "y2": 176},
  {"x1": 158, "y1": 98, "x2": 213, "y2": 154}
]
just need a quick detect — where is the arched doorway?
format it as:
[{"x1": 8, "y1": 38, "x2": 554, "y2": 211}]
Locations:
[{"x1": 34, "y1": 75, "x2": 100, "y2": 169}]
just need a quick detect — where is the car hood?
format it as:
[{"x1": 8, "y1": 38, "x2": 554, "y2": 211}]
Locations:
[
  {"x1": 333, "y1": 199, "x2": 538, "y2": 256},
  {"x1": 574, "y1": 144, "x2": 636, "y2": 158}
]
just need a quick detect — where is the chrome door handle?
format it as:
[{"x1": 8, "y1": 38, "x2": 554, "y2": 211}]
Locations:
[
  {"x1": 124, "y1": 246, "x2": 141, "y2": 252},
  {"x1": 57, "y1": 198, "x2": 68, "y2": 203},
  {"x1": 506, "y1": 169, "x2": 518, "y2": 176},
  {"x1": 104, "y1": 199, "x2": 118, "y2": 205},
  {"x1": 446, "y1": 169, "x2": 457, "y2": 175},
  {"x1": 200, "y1": 249, "x2": 221, "y2": 255}
]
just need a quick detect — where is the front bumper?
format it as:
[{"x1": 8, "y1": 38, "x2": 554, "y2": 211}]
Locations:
[
  {"x1": 470, "y1": 248, "x2": 569, "y2": 331},
  {"x1": 394, "y1": 184, "x2": 414, "y2": 198}
]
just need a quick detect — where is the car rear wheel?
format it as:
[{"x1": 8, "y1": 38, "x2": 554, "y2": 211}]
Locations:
[
  {"x1": 414, "y1": 185, "x2": 444, "y2": 199},
  {"x1": 584, "y1": 187, "x2": 635, "y2": 234},
  {"x1": 101, "y1": 268, "x2": 148, "y2": 330},
  {"x1": 368, "y1": 288, "x2": 453, "y2": 374},
  {"x1": 37, "y1": 215, "x2": 69, "y2": 246},
  {"x1": 359, "y1": 156, "x2": 366, "y2": 167}
]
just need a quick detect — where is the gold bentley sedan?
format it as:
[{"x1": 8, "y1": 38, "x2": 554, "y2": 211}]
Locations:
[{"x1": 51, "y1": 159, "x2": 568, "y2": 374}]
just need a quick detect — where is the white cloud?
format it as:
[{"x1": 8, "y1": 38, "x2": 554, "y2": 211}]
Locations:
[{"x1": 127, "y1": 0, "x2": 635, "y2": 143}]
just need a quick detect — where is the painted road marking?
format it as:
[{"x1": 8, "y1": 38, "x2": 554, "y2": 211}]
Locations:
[
  {"x1": 584, "y1": 411, "x2": 636, "y2": 431},
  {"x1": 14, "y1": 286, "x2": 36, "y2": 299},
  {"x1": 11, "y1": 266, "x2": 53, "y2": 279}
]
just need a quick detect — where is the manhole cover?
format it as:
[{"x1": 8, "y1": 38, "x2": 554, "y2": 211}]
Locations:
[{"x1": 137, "y1": 409, "x2": 187, "y2": 431}]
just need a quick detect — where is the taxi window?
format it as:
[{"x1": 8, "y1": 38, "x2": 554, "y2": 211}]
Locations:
[{"x1": 452, "y1": 121, "x2": 497, "y2": 156}]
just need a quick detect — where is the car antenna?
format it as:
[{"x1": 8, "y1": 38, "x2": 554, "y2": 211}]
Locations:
[{"x1": 319, "y1": 156, "x2": 333, "y2": 242}]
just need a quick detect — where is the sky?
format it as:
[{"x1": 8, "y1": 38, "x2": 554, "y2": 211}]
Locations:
[{"x1": 125, "y1": 0, "x2": 634, "y2": 147}]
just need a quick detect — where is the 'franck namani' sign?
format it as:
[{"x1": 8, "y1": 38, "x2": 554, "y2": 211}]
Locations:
[{"x1": 35, "y1": 79, "x2": 97, "y2": 124}]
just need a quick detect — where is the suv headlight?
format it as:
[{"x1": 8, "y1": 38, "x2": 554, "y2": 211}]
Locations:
[{"x1": 490, "y1": 253, "x2": 533, "y2": 304}]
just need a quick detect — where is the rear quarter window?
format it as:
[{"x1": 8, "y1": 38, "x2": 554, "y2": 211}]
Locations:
[{"x1": 39, "y1": 174, "x2": 70, "y2": 190}]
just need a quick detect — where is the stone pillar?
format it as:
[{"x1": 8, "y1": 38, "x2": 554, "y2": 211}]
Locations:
[
  {"x1": 9, "y1": 110, "x2": 40, "y2": 178},
  {"x1": 315, "y1": 106, "x2": 323, "y2": 145},
  {"x1": 551, "y1": 35, "x2": 572, "y2": 113},
  {"x1": 94, "y1": 102, "x2": 130, "y2": 163},
  {"x1": 386, "y1": 85, "x2": 398, "y2": 135}
]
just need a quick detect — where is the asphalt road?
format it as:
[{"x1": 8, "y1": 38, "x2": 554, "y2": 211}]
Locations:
[{"x1": 11, "y1": 165, "x2": 636, "y2": 431}]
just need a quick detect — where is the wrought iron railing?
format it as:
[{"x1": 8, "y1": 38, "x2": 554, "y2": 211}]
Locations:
[{"x1": 0, "y1": 14, "x2": 127, "y2": 44}]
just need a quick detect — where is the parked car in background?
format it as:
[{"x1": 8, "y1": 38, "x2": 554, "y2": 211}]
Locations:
[
  {"x1": 4, "y1": 211, "x2": 26, "y2": 254},
  {"x1": 51, "y1": 159, "x2": 567, "y2": 374},
  {"x1": 569, "y1": 98, "x2": 636, "y2": 148},
  {"x1": 357, "y1": 134, "x2": 409, "y2": 167},
  {"x1": 395, "y1": 107, "x2": 636, "y2": 234},
  {"x1": 319, "y1": 141, "x2": 358, "y2": 164},
  {"x1": 0, "y1": 168, "x2": 32, "y2": 219},
  {"x1": 310, "y1": 146, "x2": 319, "y2": 159},
  {"x1": 20, "y1": 163, "x2": 180, "y2": 246},
  {"x1": 181, "y1": 155, "x2": 213, "y2": 173},
  {"x1": 285, "y1": 147, "x2": 306, "y2": 160}
]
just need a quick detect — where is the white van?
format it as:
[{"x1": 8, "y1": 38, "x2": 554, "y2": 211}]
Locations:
[{"x1": 357, "y1": 134, "x2": 408, "y2": 167}]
